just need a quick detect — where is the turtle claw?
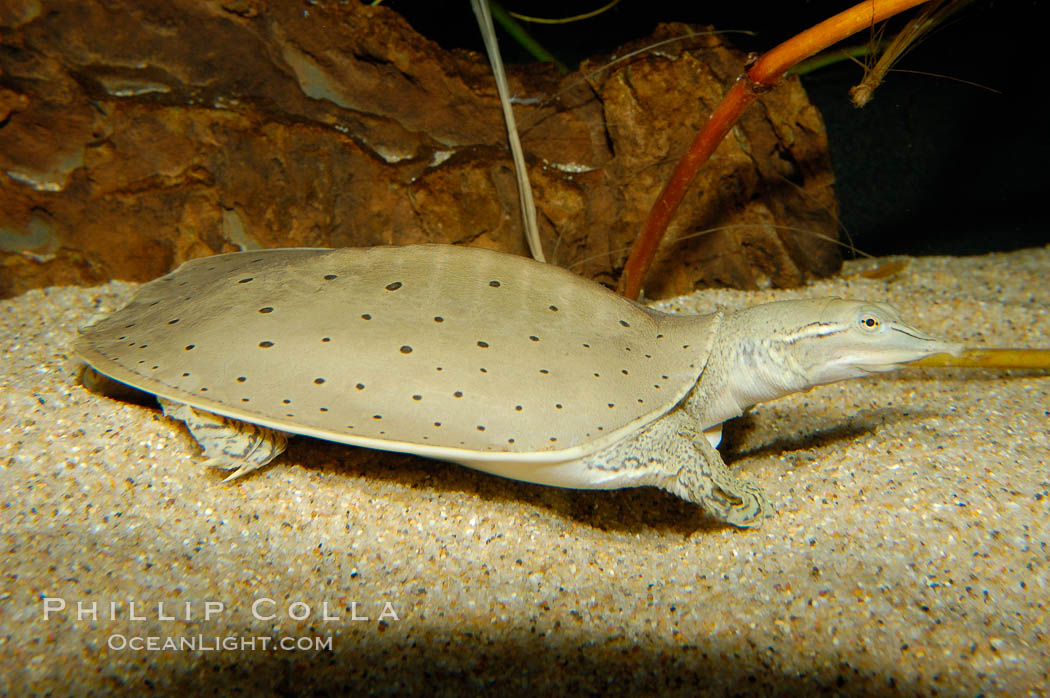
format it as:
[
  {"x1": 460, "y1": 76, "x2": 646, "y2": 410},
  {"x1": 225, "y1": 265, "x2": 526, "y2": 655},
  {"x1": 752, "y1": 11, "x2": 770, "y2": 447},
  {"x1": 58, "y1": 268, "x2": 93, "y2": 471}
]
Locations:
[{"x1": 201, "y1": 457, "x2": 259, "y2": 482}]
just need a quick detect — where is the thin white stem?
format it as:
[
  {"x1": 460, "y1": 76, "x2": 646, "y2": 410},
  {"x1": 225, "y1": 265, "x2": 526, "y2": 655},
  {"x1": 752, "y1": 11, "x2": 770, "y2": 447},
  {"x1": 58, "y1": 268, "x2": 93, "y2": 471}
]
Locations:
[{"x1": 471, "y1": 0, "x2": 546, "y2": 262}]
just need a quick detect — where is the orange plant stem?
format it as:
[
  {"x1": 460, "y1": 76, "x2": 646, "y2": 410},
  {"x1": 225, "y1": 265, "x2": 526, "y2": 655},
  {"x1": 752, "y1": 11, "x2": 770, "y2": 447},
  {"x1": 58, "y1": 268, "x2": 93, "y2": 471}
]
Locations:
[{"x1": 618, "y1": 0, "x2": 930, "y2": 300}]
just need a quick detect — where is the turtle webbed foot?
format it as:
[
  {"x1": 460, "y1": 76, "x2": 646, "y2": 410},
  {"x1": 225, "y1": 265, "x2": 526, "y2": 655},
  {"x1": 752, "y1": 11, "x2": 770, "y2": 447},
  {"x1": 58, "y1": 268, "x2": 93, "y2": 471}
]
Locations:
[
  {"x1": 702, "y1": 479, "x2": 772, "y2": 529},
  {"x1": 674, "y1": 426, "x2": 773, "y2": 529},
  {"x1": 158, "y1": 398, "x2": 288, "y2": 480}
]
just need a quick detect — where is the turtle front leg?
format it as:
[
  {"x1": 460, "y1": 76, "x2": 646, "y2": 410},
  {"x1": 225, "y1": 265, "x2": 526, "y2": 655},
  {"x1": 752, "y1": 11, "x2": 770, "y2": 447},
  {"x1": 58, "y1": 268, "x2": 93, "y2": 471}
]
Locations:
[
  {"x1": 668, "y1": 423, "x2": 771, "y2": 528},
  {"x1": 577, "y1": 410, "x2": 770, "y2": 528},
  {"x1": 158, "y1": 398, "x2": 288, "y2": 481}
]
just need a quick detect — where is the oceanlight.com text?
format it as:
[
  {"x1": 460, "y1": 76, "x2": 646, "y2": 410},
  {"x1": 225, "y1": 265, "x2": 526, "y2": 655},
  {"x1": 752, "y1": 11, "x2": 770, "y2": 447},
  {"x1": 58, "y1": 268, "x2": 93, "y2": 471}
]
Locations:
[{"x1": 107, "y1": 633, "x2": 334, "y2": 652}]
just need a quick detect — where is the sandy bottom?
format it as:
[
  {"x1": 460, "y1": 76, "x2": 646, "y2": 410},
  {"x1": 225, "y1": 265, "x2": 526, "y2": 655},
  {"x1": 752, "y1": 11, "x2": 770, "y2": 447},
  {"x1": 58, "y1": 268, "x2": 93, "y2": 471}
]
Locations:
[{"x1": 2, "y1": 247, "x2": 1048, "y2": 696}]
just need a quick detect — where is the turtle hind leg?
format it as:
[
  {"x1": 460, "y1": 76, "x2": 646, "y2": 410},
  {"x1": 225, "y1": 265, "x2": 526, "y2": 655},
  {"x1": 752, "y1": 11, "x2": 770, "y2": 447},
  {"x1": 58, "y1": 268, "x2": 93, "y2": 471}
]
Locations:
[{"x1": 158, "y1": 397, "x2": 288, "y2": 480}]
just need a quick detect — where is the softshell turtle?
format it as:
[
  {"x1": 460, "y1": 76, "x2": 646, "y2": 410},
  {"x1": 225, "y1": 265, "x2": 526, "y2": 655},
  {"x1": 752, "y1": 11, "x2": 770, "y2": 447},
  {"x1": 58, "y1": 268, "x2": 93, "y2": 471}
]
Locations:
[{"x1": 76, "y1": 245, "x2": 960, "y2": 527}]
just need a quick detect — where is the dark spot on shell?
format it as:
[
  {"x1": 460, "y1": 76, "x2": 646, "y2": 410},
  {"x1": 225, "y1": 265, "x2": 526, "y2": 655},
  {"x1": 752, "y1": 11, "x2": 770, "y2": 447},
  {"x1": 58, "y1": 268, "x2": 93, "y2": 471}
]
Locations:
[
  {"x1": 238, "y1": 277, "x2": 253, "y2": 284},
  {"x1": 400, "y1": 345, "x2": 413, "y2": 354},
  {"x1": 361, "y1": 314, "x2": 371, "y2": 320},
  {"x1": 236, "y1": 376, "x2": 247, "y2": 383},
  {"x1": 619, "y1": 320, "x2": 630, "y2": 327},
  {"x1": 314, "y1": 377, "x2": 325, "y2": 385},
  {"x1": 434, "y1": 316, "x2": 444, "y2": 323},
  {"x1": 356, "y1": 383, "x2": 365, "y2": 390},
  {"x1": 477, "y1": 341, "x2": 489, "y2": 348},
  {"x1": 324, "y1": 274, "x2": 338, "y2": 281},
  {"x1": 259, "y1": 307, "x2": 274, "y2": 314},
  {"x1": 386, "y1": 281, "x2": 402, "y2": 291},
  {"x1": 489, "y1": 280, "x2": 501, "y2": 287},
  {"x1": 184, "y1": 345, "x2": 194, "y2": 351},
  {"x1": 412, "y1": 394, "x2": 422, "y2": 401},
  {"x1": 529, "y1": 335, "x2": 539, "y2": 342},
  {"x1": 259, "y1": 341, "x2": 274, "y2": 348}
]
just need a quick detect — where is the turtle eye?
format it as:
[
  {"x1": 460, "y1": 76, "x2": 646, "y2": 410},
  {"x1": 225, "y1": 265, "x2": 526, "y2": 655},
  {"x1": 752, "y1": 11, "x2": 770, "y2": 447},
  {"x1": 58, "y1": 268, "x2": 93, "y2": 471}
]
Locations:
[{"x1": 858, "y1": 313, "x2": 881, "y2": 331}]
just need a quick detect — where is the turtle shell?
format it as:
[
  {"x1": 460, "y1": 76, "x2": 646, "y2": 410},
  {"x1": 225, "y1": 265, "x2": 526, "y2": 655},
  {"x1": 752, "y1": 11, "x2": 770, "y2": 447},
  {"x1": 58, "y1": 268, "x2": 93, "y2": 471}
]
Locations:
[{"x1": 75, "y1": 245, "x2": 719, "y2": 464}]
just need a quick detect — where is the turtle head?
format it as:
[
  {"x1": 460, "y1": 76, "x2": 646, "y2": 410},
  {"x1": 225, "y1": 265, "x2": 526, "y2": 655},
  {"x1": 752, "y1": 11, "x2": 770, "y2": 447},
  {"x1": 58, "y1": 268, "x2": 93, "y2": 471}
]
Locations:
[
  {"x1": 730, "y1": 298, "x2": 962, "y2": 396},
  {"x1": 780, "y1": 298, "x2": 962, "y2": 385},
  {"x1": 704, "y1": 298, "x2": 962, "y2": 421}
]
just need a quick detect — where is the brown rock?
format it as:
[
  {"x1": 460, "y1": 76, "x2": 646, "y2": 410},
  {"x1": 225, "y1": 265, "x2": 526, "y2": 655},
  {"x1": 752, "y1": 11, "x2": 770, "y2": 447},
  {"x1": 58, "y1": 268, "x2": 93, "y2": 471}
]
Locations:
[{"x1": 0, "y1": 1, "x2": 839, "y2": 299}]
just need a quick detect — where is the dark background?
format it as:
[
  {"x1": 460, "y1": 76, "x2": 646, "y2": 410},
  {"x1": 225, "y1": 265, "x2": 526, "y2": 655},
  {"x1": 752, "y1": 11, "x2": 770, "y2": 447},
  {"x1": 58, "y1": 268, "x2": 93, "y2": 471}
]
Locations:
[{"x1": 393, "y1": 0, "x2": 1046, "y2": 258}]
